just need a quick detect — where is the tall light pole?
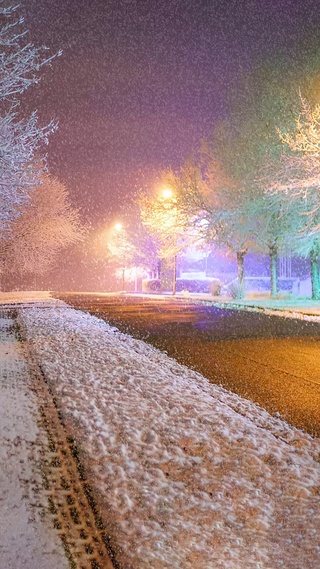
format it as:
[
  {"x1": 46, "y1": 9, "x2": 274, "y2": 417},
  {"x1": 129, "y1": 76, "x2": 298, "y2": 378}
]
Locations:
[
  {"x1": 113, "y1": 222, "x2": 125, "y2": 291},
  {"x1": 161, "y1": 188, "x2": 177, "y2": 296}
]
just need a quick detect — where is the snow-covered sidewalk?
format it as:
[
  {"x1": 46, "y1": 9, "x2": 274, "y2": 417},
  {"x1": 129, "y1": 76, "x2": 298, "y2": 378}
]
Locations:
[
  {"x1": 0, "y1": 311, "x2": 68, "y2": 569},
  {"x1": 16, "y1": 301, "x2": 320, "y2": 569}
]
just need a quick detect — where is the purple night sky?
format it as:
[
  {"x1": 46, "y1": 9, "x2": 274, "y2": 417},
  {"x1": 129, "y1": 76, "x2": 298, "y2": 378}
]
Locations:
[{"x1": 20, "y1": 0, "x2": 320, "y2": 227}]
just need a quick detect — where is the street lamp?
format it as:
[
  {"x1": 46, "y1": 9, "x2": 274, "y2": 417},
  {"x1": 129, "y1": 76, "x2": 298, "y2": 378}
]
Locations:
[
  {"x1": 161, "y1": 188, "x2": 173, "y2": 200},
  {"x1": 111, "y1": 222, "x2": 125, "y2": 291},
  {"x1": 161, "y1": 188, "x2": 177, "y2": 296}
]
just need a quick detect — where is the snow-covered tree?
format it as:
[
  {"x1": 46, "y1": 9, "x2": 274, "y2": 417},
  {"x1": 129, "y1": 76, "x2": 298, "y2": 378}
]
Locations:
[
  {"x1": 0, "y1": 3, "x2": 59, "y2": 234},
  {"x1": 245, "y1": 189, "x2": 298, "y2": 297},
  {"x1": 106, "y1": 221, "x2": 160, "y2": 291},
  {"x1": 107, "y1": 224, "x2": 138, "y2": 290},
  {"x1": 0, "y1": 174, "x2": 84, "y2": 276},
  {"x1": 275, "y1": 97, "x2": 320, "y2": 229},
  {"x1": 167, "y1": 155, "x2": 253, "y2": 297},
  {"x1": 139, "y1": 189, "x2": 182, "y2": 256},
  {"x1": 138, "y1": 183, "x2": 198, "y2": 293},
  {"x1": 209, "y1": 65, "x2": 309, "y2": 298},
  {"x1": 269, "y1": 96, "x2": 320, "y2": 298}
]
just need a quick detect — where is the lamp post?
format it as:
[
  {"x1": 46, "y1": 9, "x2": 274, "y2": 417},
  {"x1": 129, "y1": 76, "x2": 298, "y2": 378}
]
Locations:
[
  {"x1": 161, "y1": 188, "x2": 177, "y2": 296},
  {"x1": 113, "y1": 222, "x2": 126, "y2": 291},
  {"x1": 121, "y1": 267, "x2": 125, "y2": 291},
  {"x1": 172, "y1": 253, "x2": 177, "y2": 295}
]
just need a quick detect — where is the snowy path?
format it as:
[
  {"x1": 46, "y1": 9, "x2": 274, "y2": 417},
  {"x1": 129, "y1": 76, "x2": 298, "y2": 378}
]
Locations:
[
  {"x1": 0, "y1": 314, "x2": 68, "y2": 569},
  {"x1": 18, "y1": 304, "x2": 320, "y2": 569}
]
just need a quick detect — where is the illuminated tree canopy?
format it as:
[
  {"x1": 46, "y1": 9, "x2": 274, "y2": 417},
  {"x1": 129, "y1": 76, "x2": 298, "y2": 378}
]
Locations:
[
  {"x1": 268, "y1": 96, "x2": 320, "y2": 298},
  {"x1": 139, "y1": 72, "x2": 320, "y2": 299}
]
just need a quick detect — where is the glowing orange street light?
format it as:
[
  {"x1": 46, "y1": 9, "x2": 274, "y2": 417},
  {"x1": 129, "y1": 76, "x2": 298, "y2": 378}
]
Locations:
[
  {"x1": 114, "y1": 222, "x2": 123, "y2": 231},
  {"x1": 161, "y1": 187, "x2": 173, "y2": 200}
]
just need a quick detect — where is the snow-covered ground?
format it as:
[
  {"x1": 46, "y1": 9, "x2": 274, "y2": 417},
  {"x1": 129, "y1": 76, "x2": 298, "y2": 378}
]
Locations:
[
  {"x1": 0, "y1": 290, "x2": 54, "y2": 305},
  {"x1": 16, "y1": 301, "x2": 320, "y2": 569},
  {"x1": 0, "y1": 313, "x2": 68, "y2": 569}
]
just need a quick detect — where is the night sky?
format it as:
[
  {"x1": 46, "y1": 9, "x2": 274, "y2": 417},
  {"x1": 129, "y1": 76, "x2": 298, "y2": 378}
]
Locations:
[{"x1": 20, "y1": 0, "x2": 320, "y2": 228}]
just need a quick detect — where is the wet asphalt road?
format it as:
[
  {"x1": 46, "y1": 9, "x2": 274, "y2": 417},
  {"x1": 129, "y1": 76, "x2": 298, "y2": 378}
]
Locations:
[{"x1": 57, "y1": 293, "x2": 320, "y2": 437}]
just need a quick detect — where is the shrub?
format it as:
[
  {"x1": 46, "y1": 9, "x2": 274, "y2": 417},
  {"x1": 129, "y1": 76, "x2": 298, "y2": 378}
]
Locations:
[
  {"x1": 181, "y1": 290, "x2": 190, "y2": 297},
  {"x1": 142, "y1": 279, "x2": 161, "y2": 292},
  {"x1": 209, "y1": 280, "x2": 221, "y2": 296},
  {"x1": 141, "y1": 277, "x2": 222, "y2": 294},
  {"x1": 228, "y1": 280, "x2": 246, "y2": 299},
  {"x1": 176, "y1": 279, "x2": 208, "y2": 293},
  {"x1": 176, "y1": 278, "x2": 221, "y2": 293}
]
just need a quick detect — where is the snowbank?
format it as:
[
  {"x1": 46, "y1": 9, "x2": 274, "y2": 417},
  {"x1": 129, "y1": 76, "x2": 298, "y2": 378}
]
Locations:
[
  {"x1": 19, "y1": 305, "x2": 320, "y2": 569},
  {"x1": 0, "y1": 290, "x2": 55, "y2": 305},
  {"x1": 0, "y1": 315, "x2": 68, "y2": 568}
]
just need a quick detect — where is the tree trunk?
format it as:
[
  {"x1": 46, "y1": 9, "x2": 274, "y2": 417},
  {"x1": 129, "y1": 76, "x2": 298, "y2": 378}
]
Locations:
[
  {"x1": 236, "y1": 251, "x2": 245, "y2": 286},
  {"x1": 310, "y1": 249, "x2": 320, "y2": 300},
  {"x1": 269, "y1": 245, "x2": 278, "y2": 298},
  {"x1": 172, "y1": 254, "x2": 177, "y2": 295},
  {"x1": 236, "y1": 251, "x2": 245, "y2": 299}
]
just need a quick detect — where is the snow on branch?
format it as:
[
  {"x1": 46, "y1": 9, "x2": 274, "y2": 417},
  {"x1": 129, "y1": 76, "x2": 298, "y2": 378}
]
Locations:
[
  {"x1": 0, "y1": 3, "x2": 61, "y2": 235},
  {"x1": 1, "y1": 174, "x2": 85, "y2": 275},
  {"x1": 264, "y1": 95, "x2": 320, "y2": 235}
]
